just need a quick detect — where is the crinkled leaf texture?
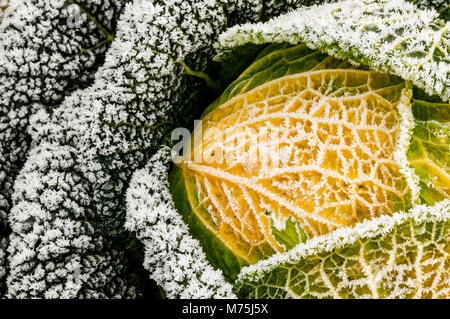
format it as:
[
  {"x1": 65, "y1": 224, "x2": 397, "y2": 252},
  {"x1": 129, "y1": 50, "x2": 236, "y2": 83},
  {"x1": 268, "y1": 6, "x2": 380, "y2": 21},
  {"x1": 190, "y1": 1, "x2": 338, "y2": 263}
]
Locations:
[
  {"x1": 409, "y1": 99, "x2": 450, "y2": 205},
  {"x1": 125, "y1": 0, "x2": 450, "y2": 299},
  {"x1": 236, "y1": 200, "x2": 450, "y2": 298},
  {"x1": 0, "y1": 0, "x2": 125, "y2": 297},
  {"x1": 0, "y1": 0, "x2": 121, "y2": 223},
  {"x1": 126, "y1": 147, "x2": 236, "y2": 298},
  {"x1": 217, "y1": 0, "x2": 450, "y2": 101},
  {"x1": 3, "y1": 0, "x2": 325, "y2": 299},
  {"x1": 113, "y1": 0, "x2": 341, "y2": 298},
  {"x1": 0, "y1": 0, "x2": 447, "y2": 300}
]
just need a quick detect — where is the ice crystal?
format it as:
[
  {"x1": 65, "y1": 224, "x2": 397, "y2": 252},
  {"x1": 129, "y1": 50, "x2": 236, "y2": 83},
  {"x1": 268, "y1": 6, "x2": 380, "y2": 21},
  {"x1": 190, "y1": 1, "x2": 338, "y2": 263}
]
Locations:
[
  {"x1": 126, "y1": 147, "x2": 236, "y2": 298},
  {"x1": 236, "y1": 200, "x2": 450, "y2": 298},
  {"x1": 134, "y1": 0, "x2": 450, "y2": 298},
  {"x1": 217, "y1": 0, "x2": 450, "y2": 101}
]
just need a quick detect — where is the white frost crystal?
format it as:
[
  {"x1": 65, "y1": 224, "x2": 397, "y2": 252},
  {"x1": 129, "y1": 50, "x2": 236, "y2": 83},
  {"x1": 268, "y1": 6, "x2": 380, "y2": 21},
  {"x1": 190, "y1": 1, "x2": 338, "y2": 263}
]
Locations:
[
  {"x1": 126, "y1": 147, "x2": 236, "y2": 298},
  {"x1": 236, "y1": 200, "x2": 450, "y2": 298},
  {"x1": 8, "y1": 141, "x2": 137, "y2": 298},
  {"x1": 217, "y1": 0, "x2": 450, "y2": 101},
  {"x1": 0, "y1": 0, "x2": 126, "y2": 297},
  {"x1": 0, "y1": 0, "x2": 122, "y2": 220},
  {"x1": 183, "y1": 68, "x2": 417, "y2": 261}
]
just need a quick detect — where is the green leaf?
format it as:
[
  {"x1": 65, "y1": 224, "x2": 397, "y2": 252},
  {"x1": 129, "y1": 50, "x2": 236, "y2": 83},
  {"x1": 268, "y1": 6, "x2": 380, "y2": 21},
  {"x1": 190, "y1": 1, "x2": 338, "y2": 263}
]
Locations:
[
  {"x1": 412, "y1": 99, "x2": 450, "y2": 123},
  {"x1": 207, "y1": 43, "x2": 351, "y2": 116},
  {"x1": 217, "y1": 0, "x2": 450, "y2": 102},
  {"x1": 271, "y1": 216, "x2": 308, "y2": 251},
  {"x1": 165, "y1": 0, "x2": 450, "y2": 299},
  {"x1": 408, "y1": 99, "x2": 450, "y2": 205},
  {"x1": 172, "y1": 43, "x2": 338, "y2": 277},
  {"x1": 169, "y1": 165, "x2": 249, "y2": 281},
  {"x1": 236, "y1": 201, "x2": 450, "y2": 299}
]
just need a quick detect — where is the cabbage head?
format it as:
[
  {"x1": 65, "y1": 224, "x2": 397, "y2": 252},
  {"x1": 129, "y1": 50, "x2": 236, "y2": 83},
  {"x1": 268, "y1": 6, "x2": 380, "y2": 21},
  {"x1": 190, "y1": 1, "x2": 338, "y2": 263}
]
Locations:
[{"x1": 139, "y1": 0, "x2": 450, "y2": 298}]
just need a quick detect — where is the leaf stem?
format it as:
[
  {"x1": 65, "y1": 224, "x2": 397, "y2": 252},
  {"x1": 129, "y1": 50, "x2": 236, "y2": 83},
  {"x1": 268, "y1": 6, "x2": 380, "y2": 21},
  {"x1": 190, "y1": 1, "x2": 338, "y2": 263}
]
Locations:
[{"x1": 178, "y1": 60, "x2": 220, "y2": 90}]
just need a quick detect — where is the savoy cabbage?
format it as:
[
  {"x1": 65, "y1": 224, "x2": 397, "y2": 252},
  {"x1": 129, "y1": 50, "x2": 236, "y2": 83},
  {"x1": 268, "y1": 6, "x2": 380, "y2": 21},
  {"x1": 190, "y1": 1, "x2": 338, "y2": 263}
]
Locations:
[
  {"x1": 0, "y1": 0, "x2": 449, "y2": 299},
  {"x1": 128, "y1": 0, "x2": 450, "y2": 298}
]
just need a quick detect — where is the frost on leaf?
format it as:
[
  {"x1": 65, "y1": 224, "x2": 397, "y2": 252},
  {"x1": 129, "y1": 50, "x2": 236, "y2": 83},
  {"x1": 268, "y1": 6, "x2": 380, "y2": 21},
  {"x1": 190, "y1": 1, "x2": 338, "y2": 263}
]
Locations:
[
  {"x1": 126, "y1": 148, "x2": 236, "y2": 299},
  {"x1": 0, "y1": 0, "x2": 124, "y2": 257},
  {"x1": 0, "y1": 0, "x2": 125, "y2": 298},
  {"x1": 78, "y1": 0, "x2": 230, "y2": 235},
  {"x1": 0, "y1": 0, "x2": 122, "y2": 207},
  {"x1": 7, "y1": 142, "x2": 138, "y2": 298},
  {"x1": 0, "y1": 0, "x2": 144, "y2": 298},
  {"x1": 236, "y1": 200, "x2": 450, "y2": 299},
  {"x1": 1, "y1": 0, "x2": 447, "y2": 300},
  {"x1": 180, "y1": 67, "x2": 415, "y2": 264},
  {"x1": 165, "y1": 0, "x2": 450, "y2": 298},
  {"x1": 217, "y1": 0, "x2": 450, "y2": 102},
  {"x1": 408, "y1": 99, "x2": 450, "y2": 205},
  {"x1": 412, "y1": 0, "x2": 450, "y2": 19}
]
